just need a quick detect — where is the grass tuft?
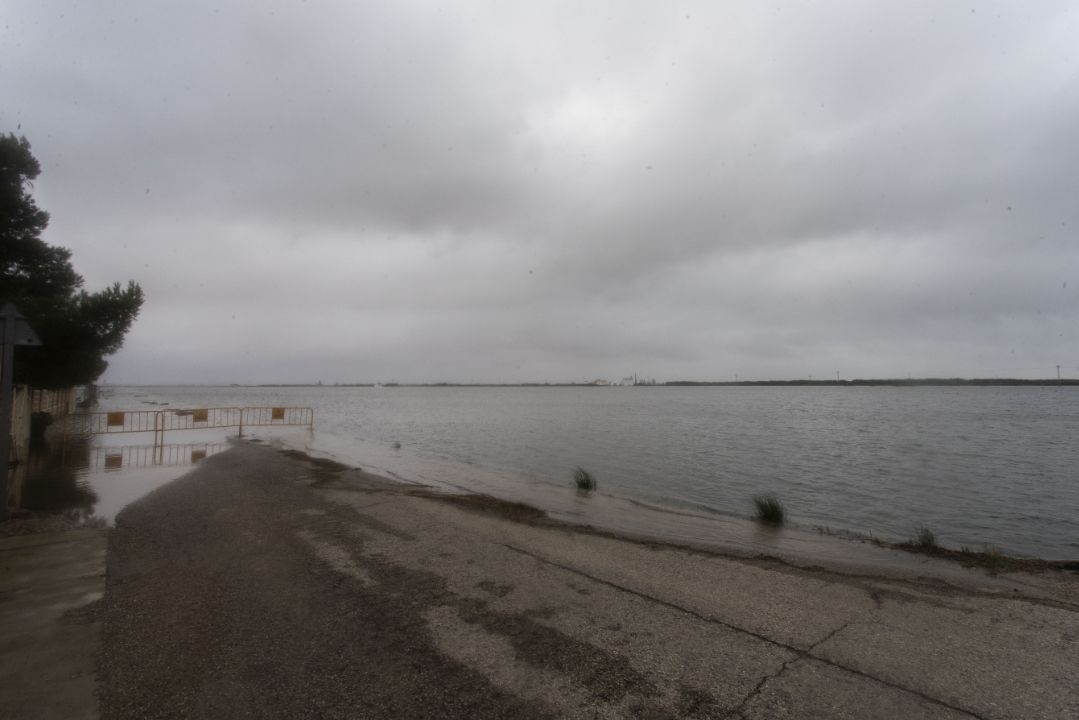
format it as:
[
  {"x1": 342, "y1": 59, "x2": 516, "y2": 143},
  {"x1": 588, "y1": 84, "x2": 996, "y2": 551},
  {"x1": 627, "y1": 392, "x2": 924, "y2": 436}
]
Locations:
[
  {"x1": 573, "y1": 466, "x2": 597, "y2": 491},
  {"x1": 752, "y1": 494, "x2": 785, "y2": 525},
  {"x1": 958, "y1": 544, "x2": 1014, "y2": 574},
  {"x1": 912, "y1": 526, "x2": 937, "y2": 550}
]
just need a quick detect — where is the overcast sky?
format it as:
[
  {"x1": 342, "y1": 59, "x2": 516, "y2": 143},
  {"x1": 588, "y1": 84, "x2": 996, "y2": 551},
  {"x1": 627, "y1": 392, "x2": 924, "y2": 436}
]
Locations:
[{"x1": 4, "y1": 1, "x2": 1077, "y2": 383}]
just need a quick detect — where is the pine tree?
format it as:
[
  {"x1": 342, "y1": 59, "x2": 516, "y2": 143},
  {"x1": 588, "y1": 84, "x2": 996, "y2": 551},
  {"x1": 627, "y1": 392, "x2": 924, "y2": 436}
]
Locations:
[{"x1": 0, "y1": 133, "x2": 144, "y2": 388}]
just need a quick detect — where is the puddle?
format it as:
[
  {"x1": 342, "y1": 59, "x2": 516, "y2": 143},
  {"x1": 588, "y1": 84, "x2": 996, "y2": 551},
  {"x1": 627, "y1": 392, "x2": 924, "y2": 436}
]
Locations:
[
  {"x1": 9, "y1": 407, "x2": 316, "y2": 526},
  {"x1": 12, "y1": 431, "x2": 232, "y2": 525}
]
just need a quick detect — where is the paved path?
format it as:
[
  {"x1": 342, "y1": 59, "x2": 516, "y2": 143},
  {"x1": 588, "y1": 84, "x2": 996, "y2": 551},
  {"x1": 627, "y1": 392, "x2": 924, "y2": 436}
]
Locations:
[{"x1": 99, "y1": 442, "x2": 1079, "y2": 719}]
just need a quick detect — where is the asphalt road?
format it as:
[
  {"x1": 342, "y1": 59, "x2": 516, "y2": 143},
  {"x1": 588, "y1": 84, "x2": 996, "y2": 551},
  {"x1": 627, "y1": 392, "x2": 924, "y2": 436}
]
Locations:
[{"x1": 99, "y1": 441, "x2": 1079, "y2": 719}]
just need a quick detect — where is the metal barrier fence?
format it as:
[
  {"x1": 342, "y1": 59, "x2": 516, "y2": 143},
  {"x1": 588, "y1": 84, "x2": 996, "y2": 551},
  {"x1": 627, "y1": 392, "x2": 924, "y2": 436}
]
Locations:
[{"x1": 60, "y1": 406, "x2": 314, "y2": 445}]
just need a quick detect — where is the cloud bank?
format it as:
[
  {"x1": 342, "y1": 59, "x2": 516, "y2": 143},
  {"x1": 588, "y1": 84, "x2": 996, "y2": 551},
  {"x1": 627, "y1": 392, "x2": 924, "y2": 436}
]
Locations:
[{"x1": 3, "y1": 1, "x2": 1077, "y2": 383}]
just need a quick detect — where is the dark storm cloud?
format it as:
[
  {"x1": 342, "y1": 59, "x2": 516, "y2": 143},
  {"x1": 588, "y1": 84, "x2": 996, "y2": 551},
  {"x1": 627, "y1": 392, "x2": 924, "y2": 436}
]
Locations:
[{"x1": 2, "y1": 1, "x2": 1076, "y2": 383}]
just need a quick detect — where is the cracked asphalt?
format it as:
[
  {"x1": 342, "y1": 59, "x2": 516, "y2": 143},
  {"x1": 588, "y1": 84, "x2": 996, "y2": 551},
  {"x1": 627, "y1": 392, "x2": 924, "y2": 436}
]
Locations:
[{"x1": 99, "y1": 442, "x2": 1079, "y2": 719}]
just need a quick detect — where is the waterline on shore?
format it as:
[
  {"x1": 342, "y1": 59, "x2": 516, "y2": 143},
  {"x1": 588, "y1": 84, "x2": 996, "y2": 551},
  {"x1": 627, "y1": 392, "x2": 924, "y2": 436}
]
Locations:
[{"x1": 265, "y1": 429, "x2": 1073, "y2": 583}]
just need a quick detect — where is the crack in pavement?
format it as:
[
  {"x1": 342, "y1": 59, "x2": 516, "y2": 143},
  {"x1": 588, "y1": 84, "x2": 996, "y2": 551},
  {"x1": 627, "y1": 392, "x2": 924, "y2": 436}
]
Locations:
[
  {"x1": 501, "y1": 542, "x2": 989, "y2": 720},
  {"x1": 723, "y1": 620, "x2": 859, "y2": 719},
  {"x1": 345, "y1": 499, "x2": 397, "y2": 511},
  {"x1": 726, "y1": 654, "x2": 803, "y2": 719},
  {"x1": 808, "y1": 619, "x2": 854, "y2": 653}
]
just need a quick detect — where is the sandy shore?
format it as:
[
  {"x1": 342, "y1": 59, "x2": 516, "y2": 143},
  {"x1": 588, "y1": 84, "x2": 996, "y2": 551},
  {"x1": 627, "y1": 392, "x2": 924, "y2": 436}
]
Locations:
[{"x1": 98, "y1": 440, "x2": 1079, "y2": 719}]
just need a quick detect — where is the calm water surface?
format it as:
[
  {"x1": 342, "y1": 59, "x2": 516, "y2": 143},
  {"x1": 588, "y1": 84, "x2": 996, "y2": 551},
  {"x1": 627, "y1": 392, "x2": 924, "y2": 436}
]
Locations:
[{"x1": 98, "y1": 385, "x2": 1079, "y2": 559}]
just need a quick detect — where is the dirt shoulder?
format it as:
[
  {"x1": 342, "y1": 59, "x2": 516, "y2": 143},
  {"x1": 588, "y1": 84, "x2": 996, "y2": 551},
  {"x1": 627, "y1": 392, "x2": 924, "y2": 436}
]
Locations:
[{"x1": 99, "y1": 441, "x2": 1079, "y2": 719}]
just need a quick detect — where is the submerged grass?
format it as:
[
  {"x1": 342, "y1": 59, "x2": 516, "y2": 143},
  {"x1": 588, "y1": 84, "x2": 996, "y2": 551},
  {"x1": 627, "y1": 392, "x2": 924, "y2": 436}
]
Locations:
[
  {"x1": 957, "y1": 544, "x2": 1021, "y2": 574},
  {"x1": 769, "y1": 514, "x2": 1078, "y2": 576},
  {"x1": 912, "y1": 526, "x2": 937, "y2": 550},
  {"x1": 752, "y1": 494, "x2": 785, "y2": 525},
  {"x1": 573, "y1": 466, "x2": 597, "y2": 491},
  {"x1": 892, "y1": 527, "x2": 1072, "y2": 574},
  {"x1": 897, "y1": 525, "x2": 942, "y2": 556}
]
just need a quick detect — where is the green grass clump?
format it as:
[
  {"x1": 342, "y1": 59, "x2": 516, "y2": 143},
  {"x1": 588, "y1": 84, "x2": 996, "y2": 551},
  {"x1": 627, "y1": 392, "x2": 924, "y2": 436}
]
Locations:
[
  {"x1": 573, "y1": 467, "x2": 597, "y2": 491},
  {"x1": 752, "y1": 494, "x2": 785, "y2": 525}
]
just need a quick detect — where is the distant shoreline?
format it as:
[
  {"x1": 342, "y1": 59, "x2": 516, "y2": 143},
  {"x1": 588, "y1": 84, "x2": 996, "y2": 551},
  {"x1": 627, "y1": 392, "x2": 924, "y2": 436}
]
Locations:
[
  {"x1": 664, "y1": 378, "x2": 1079, "y2": 387},
  {"x1": 107, "y1": 378, "x2": 1079, "y2": 388}
]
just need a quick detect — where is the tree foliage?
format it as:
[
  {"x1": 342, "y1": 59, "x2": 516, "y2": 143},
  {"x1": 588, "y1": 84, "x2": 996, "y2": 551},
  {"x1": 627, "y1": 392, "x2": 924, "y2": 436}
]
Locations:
[{"x1": 1, "y1": 133, "x2": 144, "y2": 388}]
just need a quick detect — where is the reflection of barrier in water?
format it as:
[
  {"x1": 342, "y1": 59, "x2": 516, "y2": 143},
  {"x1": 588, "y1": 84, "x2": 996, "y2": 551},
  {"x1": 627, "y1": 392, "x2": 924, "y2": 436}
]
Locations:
[
  {"x1": 86, "y1": 443, "x2": 229, "y2": 472},
  {"x1": 60, "y1": 406, "x2": 314, "y2": 445},
  {"x1": 15, "y1": 437, "x2": 97, "y2": 520},
  {"x1": 15, "y1": 437, "x2": 231, "y2": 523}
]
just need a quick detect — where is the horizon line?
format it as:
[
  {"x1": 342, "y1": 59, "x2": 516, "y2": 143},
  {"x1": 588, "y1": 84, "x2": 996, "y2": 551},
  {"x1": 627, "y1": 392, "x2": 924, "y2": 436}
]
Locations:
[{"x1": 101, "y1": 376, "x2": 1078, "y2": 388}]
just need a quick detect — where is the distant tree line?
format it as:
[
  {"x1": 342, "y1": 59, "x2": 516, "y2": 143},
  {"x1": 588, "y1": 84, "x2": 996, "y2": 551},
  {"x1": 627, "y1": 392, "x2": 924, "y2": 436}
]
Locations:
[
  {"x1": 665, "y1": 378, "x2": 1077, "y2": 386},
  {"x1": 234, "y1": 378, "x2": 1077, "y2": 388}
]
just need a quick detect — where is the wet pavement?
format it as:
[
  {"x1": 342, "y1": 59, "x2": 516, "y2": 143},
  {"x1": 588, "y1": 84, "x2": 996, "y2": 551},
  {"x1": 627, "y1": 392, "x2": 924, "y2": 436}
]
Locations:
[
  {"x1": 277, "y1": 432, "x2": 1077, "y2": 597},
  {"x1": 0, "y1": 528, "x2": 107, "y2": 720},
  {"x1": 99, "y1": 442, "x2": 1079, "y2": 719},
  {"x1": 0, "y1": 427, "x2": 228, "y2": 720},
  {"x1": 5, "y1": 425, "x2": 1079, "y2": 719}
]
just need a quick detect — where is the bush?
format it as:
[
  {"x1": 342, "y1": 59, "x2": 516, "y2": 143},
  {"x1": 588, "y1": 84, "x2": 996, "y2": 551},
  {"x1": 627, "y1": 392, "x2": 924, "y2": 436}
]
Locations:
[
  {"x1": 573, "y1": 467, "x2": 596, "y2": 491},
  {"x1": 753, "y1": 494, "x2": 785, "y2": 525},
  {"x1": 912, "y1": 526, "x2": 937, "y2": 549}
]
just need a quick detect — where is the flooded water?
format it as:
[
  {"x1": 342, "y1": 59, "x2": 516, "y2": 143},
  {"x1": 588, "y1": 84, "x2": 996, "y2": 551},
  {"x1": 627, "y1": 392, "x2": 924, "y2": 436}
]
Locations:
[
  {"x1": 14, "y1": 386, "x2": 1070, "y2": 561},
  {"x1": 24, "y1": 384, "x2": 1079, "y2": 560},
  {"x1": 13, "y1": 430, "x2": 233, "y2": 526}
]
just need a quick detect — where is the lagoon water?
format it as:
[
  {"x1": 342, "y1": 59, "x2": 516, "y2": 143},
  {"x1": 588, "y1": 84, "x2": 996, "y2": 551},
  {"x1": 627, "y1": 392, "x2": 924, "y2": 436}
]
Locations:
[{"x1": 98, "y1": 384, "x2": 1079, "y2": 560}]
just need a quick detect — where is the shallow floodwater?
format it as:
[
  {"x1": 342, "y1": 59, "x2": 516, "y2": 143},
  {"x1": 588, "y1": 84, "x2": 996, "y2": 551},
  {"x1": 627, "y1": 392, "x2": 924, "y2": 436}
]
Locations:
[
  {"x1": 94, "y1": 384, "x2": 1079, "y2": 559},
  {"x1": 15, "y1": 430, "x2": 232, "y2": 525}
]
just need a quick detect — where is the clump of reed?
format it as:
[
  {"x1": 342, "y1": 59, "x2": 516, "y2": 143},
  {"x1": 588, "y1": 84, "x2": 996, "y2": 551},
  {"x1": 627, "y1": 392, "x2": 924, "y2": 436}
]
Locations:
[
  {"x1": 573, "y1": 466, "x2": 597, "y2": 491},
  {"x1": 911, "y1": 525, "x2": 937, "y2": 550},
  {"x1": 752, "y1": 494, "x2": 785, "y2": 525}
]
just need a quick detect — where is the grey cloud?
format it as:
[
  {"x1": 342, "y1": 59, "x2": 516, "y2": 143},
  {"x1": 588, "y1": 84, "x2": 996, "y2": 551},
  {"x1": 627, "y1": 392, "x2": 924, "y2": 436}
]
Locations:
[{"x1": 2, "y1": 0, "x2": 1076, "y2": 383}]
